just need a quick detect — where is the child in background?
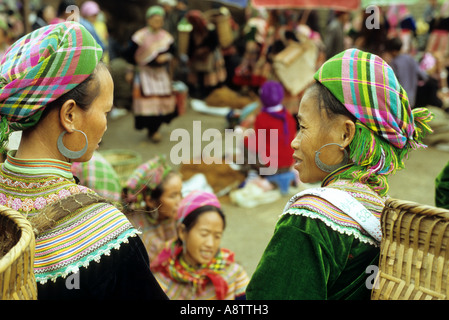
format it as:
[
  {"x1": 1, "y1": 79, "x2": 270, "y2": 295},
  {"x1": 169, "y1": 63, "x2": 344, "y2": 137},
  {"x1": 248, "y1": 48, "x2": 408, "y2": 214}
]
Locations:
[{"x1": 244, "y1": 80, "x2": 298, "y2": 175}]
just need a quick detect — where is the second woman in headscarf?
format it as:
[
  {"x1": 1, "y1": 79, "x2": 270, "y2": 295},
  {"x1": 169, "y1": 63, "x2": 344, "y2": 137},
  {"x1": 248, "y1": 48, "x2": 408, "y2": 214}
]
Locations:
[{"x1": 123, "y1": 155, "x2": 183, "y2": 262}]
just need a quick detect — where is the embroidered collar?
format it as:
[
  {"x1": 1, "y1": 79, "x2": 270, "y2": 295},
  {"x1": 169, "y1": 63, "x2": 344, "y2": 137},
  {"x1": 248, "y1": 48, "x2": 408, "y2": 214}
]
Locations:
[
  {"x1": 321, "y1": 163, "x2": 354, "y2": 187},
  {"x1": 153, "y1": 242, "x2": 234, "y2": 299},
  {"x1": 285, "y1": 175, "x2": 385, "y2": 247},
  {"x1": 4, "y1": 150, "x2": 74, "y2": 179}
]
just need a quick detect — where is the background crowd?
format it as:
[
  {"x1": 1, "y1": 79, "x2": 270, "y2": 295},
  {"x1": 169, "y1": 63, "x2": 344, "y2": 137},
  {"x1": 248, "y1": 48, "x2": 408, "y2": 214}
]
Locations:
[
  {"x1": 1, "y1": 0, "x2": 449, "y2": 302},
  {"x1": 2, "y1": 1, "x2": 449, "y2": 120}
]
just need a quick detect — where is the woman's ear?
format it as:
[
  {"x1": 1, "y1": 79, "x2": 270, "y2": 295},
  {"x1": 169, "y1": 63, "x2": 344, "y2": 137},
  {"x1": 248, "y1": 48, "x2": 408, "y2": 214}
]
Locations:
[
  {"x1": 341, "y1": 119, "x2": 356, "y2": 148},
  {"x1": 177, "y1": 224, "x2": 187, "y2": 243},
  {"x1": 59, "y1": 99, "x2": 78, "y2": 132}
]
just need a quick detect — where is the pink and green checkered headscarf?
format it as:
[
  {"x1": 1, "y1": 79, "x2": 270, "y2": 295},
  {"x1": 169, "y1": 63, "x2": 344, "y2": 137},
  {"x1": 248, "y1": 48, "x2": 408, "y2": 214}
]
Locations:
[
  {"x1": 124, "y1": 155, "x2": 173, "y2": 209},
  {"x1": 0, "y1": 21, "x2": 103, "y2": 139},
  {"x1": 314, "y1": 48, "x2": 426, "y2": 149},
  {"x1": 314, "y1": 48, "x2": 433, "y2": 195}
]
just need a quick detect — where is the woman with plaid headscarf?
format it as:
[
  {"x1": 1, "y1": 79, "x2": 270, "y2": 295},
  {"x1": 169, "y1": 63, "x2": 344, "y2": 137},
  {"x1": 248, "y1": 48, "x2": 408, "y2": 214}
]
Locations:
[
  {"x1": 123, "y1": 155, "x2": 182, "y2": 262},
  {"x1": 246, "y1": 48, "x2": 433, "y2": 300},
  {"x1": 0, "y1": 22, "x2": 167, "y2": 300}
]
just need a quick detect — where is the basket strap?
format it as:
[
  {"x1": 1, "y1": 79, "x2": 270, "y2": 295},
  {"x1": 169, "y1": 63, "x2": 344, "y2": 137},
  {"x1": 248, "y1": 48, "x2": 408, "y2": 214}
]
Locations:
[{"x1": 284, "y1": 187, "x2": 382, "y2": 242}]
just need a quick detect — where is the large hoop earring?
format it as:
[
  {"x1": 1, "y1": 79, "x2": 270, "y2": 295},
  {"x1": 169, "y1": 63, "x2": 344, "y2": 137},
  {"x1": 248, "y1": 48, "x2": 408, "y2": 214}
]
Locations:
[
  {"x1": 315, "y1": 143, "x2": 349, "y2": 173},
  {"x1": 57, "y1": 129, "x2": 88, "y2": 160}
]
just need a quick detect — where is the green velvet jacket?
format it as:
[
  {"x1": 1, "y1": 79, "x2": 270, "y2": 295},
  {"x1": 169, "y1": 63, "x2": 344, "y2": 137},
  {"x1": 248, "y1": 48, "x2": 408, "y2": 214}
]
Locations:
[
  {"x1": 246, "y1": 176, "x2": 385, "y2": 300},
  {"x1": 436, "y1": 160, "x2": 449, "y2": 210}
]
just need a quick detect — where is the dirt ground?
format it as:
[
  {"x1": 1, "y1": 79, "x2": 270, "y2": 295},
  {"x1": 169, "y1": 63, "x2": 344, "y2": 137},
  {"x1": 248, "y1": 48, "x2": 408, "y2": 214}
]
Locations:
[{"x1": 100, "y1": 103, "x2": 449, "y2": 278}]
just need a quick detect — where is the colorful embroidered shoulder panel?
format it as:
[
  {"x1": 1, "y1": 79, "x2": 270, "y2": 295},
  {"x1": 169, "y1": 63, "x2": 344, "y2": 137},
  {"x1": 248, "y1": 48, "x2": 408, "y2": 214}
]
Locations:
[
  {"x1": 34, "y1": 202, "x2": 138, "y2": 283},
  {"x1": 0, "y1": 153, "x2": 139, "y2": 283},
  {"x1": 284, "y1": 180, "x2": 386, "y2": 246}
]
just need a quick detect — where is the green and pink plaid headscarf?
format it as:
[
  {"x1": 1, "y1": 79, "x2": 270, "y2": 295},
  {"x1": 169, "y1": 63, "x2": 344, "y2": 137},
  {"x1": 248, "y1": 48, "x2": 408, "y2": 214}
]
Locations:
[
  {"x1": 314, "y1": 48, "x2": 433, "y2": 195},
  {"x1": 314, "y1": 48, "x2": 429, "y2": 149},
  {"x1": 124, "y1": 155, "x2": 173, "y2": 209},
  {"x1": 0, "y1": 21, "x2": 102, "y2": 147}
]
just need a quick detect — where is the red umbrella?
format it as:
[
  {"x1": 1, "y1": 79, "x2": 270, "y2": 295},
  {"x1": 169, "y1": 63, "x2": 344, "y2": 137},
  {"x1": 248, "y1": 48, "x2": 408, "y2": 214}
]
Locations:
[{"x1": 252, "y1": 0, "x2": 360, "y2": 11}]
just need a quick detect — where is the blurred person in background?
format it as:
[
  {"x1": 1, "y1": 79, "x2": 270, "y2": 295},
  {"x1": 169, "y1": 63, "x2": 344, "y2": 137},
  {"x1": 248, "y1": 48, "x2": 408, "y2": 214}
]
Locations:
[
  {"x1": 32, "y1": 4, "x2": 56, "y2": 30},
  {"x1": 324, "y1": 10, "x2": 350, "y2": 59},
  {"x1": 50, "y1": 0, "x2": 76, "y2": 24},
  {"x1": 80, "y1": 0, "x2": 106, "y2": 52},
  {"x1": 384, "y1": 37, "x2": 428, "y2": 108},
  {"x1": 123, "y1": 156, "x2": 183, "y2": 262},
  {"x1": 126, "y1": 5, "x2": 177, "y2": 143},
  {"x1": 185, "y1": 10, "x2": 226, "y2": 99}
]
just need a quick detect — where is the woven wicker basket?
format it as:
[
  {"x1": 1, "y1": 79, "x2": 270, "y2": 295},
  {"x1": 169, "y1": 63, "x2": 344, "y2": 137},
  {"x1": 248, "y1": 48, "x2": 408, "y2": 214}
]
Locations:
[
  {"x1": 205, "y1": 9, "x2": 234, "y2": 49},
  {"x1": 99, "y1": 149, "x2": 142, "y2": 187},
  {"x1": 0, "y1": 205, "x2": 37, "y2": 300},
  {"x1": 372, "y1": 198, "x2": 449, "y2": 300}
]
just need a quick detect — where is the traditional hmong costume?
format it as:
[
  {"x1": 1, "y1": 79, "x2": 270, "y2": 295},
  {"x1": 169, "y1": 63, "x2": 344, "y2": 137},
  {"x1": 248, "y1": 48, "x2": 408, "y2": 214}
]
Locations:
[
  {"x1": 0, "y1": 22, "x2": 167, "y2": 299},
  {"x1": 426, "y1": 1, "x2": 449, "y2": 58},
  {"x1": 0, "y1": 153, "x2": 166, "y2": 299},
  {"x1": 246, "y1": 49, "x2": 433, "y2": 300},
  {"x1": 128, "y1": 213, "x2": 177, "y2": 264},
  {"x1": 124, "y1": 155, "x2": 177, "y2": 262},
  {"x1": 185, "y1": 10, "x2": 227, "y2": 99},
  {"x1": 129, "y1": 6, "x2": 177, "y2": 139},
  {"x1": 153, "y1": 243, "x2": 248, "y2": 300},
  {"x1": 152, "y1": 191, "x2": 249, "y2": 300}
]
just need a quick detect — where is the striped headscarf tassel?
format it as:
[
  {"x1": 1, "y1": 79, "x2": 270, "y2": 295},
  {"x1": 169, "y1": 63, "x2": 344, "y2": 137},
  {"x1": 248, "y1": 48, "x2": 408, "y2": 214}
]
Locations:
[
  {"x1": 409, "y1": 107, "x2": 434, "y2": 150},
  {"x1": 344, "y1": 121, "x2": 408, "y2": 196}
]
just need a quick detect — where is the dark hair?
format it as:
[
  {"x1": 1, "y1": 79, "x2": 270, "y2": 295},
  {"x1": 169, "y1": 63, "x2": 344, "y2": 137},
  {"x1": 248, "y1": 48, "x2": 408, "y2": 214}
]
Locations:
[
  {"x1": 270, "y1": 40, "x2": 285, "y2": 55},
  {"x1": 181, "y1": 205, "x2": 226, "y2": 232},
  {"x1": 310, "y1": 81, "x2": 357, "y2": 123},
  {"x1": 147, "y1": 171, "x2": 177, "y2": 200},
  {"x1": 57, "y1": 0, "x2": 76, "y2": 17},
  {"x1": 284, "y1": 30, "x2": 298, "y2": 42},
  {"x1": 385, "y1": 37, "x2": 403, "y2": 52},
  {"x1": 40, "y1": 62, "x2": 104, "y2": 120}
]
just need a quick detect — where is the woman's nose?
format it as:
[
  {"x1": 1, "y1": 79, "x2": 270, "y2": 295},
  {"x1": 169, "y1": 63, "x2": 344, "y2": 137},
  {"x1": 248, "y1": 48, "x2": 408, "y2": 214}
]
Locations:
[
  {"x1": 291, "y1": 135, "x2": 299, "y2": 150},
  {"x1": 204, "y1": 235, "x2": 215, "y2": 247}
]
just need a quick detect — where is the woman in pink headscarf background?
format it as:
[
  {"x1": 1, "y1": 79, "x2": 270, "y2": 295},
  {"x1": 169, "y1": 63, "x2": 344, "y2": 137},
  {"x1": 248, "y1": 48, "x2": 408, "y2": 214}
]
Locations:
[{"x1": 151, "y1": 190, "x2": 249, "y2": 300}]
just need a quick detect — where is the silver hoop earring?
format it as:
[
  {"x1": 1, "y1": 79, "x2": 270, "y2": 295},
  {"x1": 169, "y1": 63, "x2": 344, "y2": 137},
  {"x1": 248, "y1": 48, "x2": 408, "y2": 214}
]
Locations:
[
  {"x1": 57, "y1": 129, "x2": 88, "y2": 159},
  {"x1": 315, "y1": 143, "x2": 349, "y2": 173}
]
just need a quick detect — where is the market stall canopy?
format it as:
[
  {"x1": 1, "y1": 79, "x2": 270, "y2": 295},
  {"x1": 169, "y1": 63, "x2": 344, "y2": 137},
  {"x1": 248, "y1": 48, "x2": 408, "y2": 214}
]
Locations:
[
  {"x1": 361, "y1": 0, "x2": 419, "y2": 6},
  {"x1": 206, "y1": 0, "x2": 248, "y2": 8},
  {"x1": 251, "y1": 0, "x2": 360, "y2": 11}
]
